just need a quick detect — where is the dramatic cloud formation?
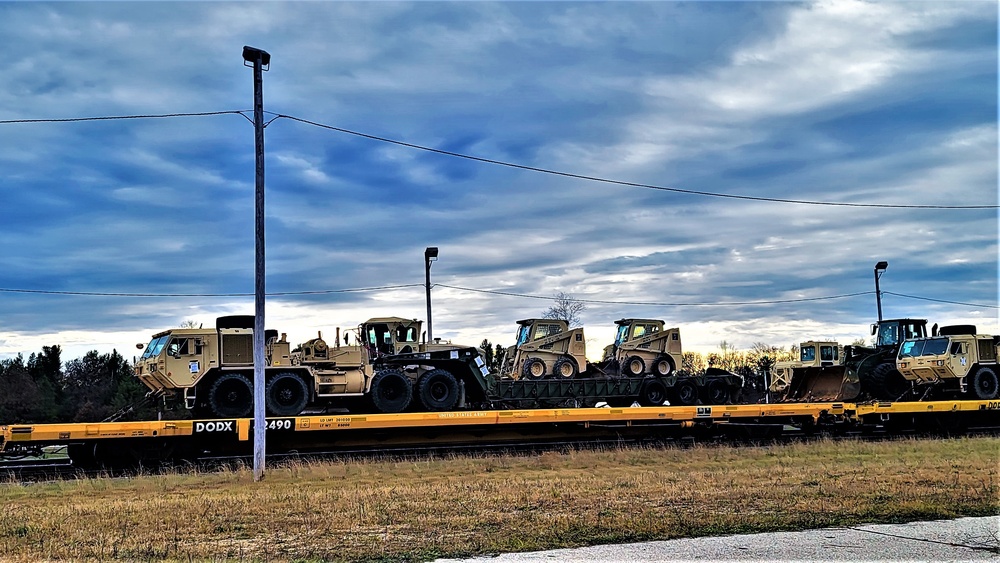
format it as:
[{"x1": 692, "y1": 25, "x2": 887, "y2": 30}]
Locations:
[{"x1": 0, "y1": 1, "x2": 996, "y2": 361}]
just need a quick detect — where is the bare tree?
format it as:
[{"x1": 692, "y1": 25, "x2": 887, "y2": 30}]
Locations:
[
  {"x1": 542, "y1": 292, "x2": 586, "y2": 327},
  {"x1": 179, "y1": 319, "x2": 199, "y2": 328}
]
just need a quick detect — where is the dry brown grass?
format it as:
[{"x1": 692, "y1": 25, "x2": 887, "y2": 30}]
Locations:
[{"x1": 1, "y1": 436, "x2": 997, "y2": 562}]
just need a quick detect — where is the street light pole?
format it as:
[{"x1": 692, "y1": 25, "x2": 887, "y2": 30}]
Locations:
[
  {"x1": 424, "y1": 247, "x2": 438, "y2": 342},
  {"x1": 243, "y1": 45, "x2": 270, "y2": 483},
  {"x1": 874, "y1": 261, "x2": 888, "y2": 322}
]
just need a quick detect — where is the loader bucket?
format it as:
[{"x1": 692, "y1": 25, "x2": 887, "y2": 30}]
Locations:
[{"x1": 781, "y1": 366, "x2": 861, "y2": 402}]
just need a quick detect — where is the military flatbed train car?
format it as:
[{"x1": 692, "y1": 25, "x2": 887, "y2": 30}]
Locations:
[{"x1": 3, "y1": 399, "x2": 998, "y2": 468}]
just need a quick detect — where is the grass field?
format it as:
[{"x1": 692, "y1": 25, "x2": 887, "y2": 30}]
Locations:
[{"x1": 1, "y1": 436, "x2": 997, "y2": 562}]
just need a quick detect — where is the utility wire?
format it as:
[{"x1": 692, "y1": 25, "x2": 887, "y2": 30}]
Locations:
[
  {"x1": 0, "y1": 110, "x2": 248, "y2": 124},
  {"x1": 0, "y1": 284, "x2": 423, "y2": 298},
  {"x1": 434, "y1": 283, "x2": 874, "y2": 306},
  {"x1": 3, "y1": 109, "x2": 994, "y2": 209},
  {"x1": 883, "y1": 291, "x2": 998, "y2": 309},
  {"x1": 273, "y1": 113, "x2": 998, "y2": 210}
]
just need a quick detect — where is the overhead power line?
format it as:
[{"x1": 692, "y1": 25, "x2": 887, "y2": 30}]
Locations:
[
  {"x1": 0, "y1": 110, "x2": 248, "y2": 124},
  {"x1": 0, "y1": 284, "x2": 423, "y2": 298},
  {"x1": 2, "y1": 109, "x2": 994, "y2": 209},
  {"x1": 273, "y1": 113, "x2": 998, "y2": 210},
  {"x1": 434, "y1": 284, "x2": 875, "y2": 306},
  {"x1": 883, "y1": 291, "x2": 999, "y2": 309}
]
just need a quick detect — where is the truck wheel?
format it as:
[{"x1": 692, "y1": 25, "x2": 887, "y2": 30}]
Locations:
[
  {"x1": 370, "y1": 369, "x2": 413, "y2": 413},
  {"x1": 639, "y1": 379, "x2": 668, "y2": 406},
  {"x1": 671, "y1": 380, "x2": 699, "y2": 406},
  {"x1": 868, "y1": 362, "x2": 910, "y2": 400},
  {"x1": 652, "y1": 356, "x2": 674, "y2": 377},
  {"x1": 971, "y1": 367, "x2": 999, "y2": 400},
  {"x1": 417, "y1": 369, "x2": 460, "y2": 411},
  {"x1": 208, "y1": 373, "x2": 253, "y2": 418},
  {"x1": 522, "y1": 358, "x2": 547, "y2": 380},
  {"x1": 622, "y1": 356, "x2": 646, "y2": 377},
  {"x1": 701, "y1": 379, "x2": 730, "y2": 405},
  {"x1": 552, "y1": 357, "x2": 578, "y2": 379},
  {"x1": 265, "y1": 372, "x2": 310, "y2": 417}
]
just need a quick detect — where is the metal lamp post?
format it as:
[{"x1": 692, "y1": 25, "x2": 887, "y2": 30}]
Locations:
[
  {"x1": 424, "y1": 247, "x2": 438, "y2": 342},
  {"x1": 874, "y1": 261, "x2": 888, "y2": 322},
  {"x1": 243, "y1": 45, "x2": 270, "y2": 483}
]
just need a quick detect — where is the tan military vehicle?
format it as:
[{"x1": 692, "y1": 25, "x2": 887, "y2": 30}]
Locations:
[
  {"x1": 500, "y1": 318, "x2": 587, "y2": 380},
  {"x1": 896, "y1": 325, "x2": 1000, "y2": 400},
  {"x1": 602, "y1": 318, "x2": 682, "y2": 377},
  {"x1": 769, "y1": 341, "x2": 841, "y2": 394},
  {"x1": 135, "y1": 315, "x2": 470, "y2": 418}
]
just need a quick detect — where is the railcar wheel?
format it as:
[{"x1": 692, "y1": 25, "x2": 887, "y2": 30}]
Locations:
[
  {"x1": 702, "y1": 379, "x2": 730, "y2": 405},
  {"x1": 265, "y1": 372, "x2": 310, "y2": 416},
  {"x1": 622, "y1": 356, "x2": 646, "y2": 377},
  {"x1": 417, "y1": 369, "x2": 460, "y2": 411},
  {"x1": 671, "y1": 380, "x2": 700, "y2": 406},
  {"x1": 522, "y1": 358, "x2": 547, "y2": 380},
  {"x1": 639, "y1": 379, "x2": 668, "y2": 406},
  {"x1": 208, "y1": 373, "x2": 253, "y2": 418},
  {"x1": 552, "y1": 357, "x2": 578, "y2": 379},
  {"x1": 971, "y1": 367, "x2": 999, "y2": 400},
  {"x1": 370, "y1": 369, "x2": 413, "y2": 413},
  {"x1": 652, "y1": 356, "x2": 674, "y2": 377}
]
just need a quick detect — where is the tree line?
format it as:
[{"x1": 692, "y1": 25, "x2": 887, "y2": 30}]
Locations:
[{"x1": 0, "y1": 346, "x2": 172, "y2": 424}]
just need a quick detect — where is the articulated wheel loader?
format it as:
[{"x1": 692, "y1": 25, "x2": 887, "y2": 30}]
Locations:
[{"x1": 780, "y1": 318, "x2": 928, "y2": 402}]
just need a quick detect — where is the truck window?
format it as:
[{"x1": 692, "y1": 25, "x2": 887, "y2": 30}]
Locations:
[
  {"x1": 167, "y1": 338, "x2": 190, "y2": 356},
  {"x1": 395, "y1": 325, "x2": 417, "y2": 343}
]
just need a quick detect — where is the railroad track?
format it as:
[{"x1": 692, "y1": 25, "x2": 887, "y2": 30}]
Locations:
[{"x1": 4, "y1": 425, "x2": 998, "y2": 484}]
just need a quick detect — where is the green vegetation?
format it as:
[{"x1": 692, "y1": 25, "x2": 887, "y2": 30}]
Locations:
[{"x1": 1, "y1": 437, "x2": 997, "y2": 562}]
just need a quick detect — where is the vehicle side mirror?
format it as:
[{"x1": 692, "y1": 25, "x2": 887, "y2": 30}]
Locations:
[{"x1": 870, "y1": 324, "x2": 877, "y2": 336}]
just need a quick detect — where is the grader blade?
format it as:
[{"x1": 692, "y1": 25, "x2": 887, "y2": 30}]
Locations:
[{"x1": 782, "y1": 366, "x2": 861, "y2": 402}]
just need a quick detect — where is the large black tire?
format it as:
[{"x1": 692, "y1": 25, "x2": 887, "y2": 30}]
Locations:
[
  {"x1": 370, "y1": 369, "x2": 413, "y2": 413},
  {"x1": 265, "y1": 372, "x2": 310, "y2": 417},
  {"x1": 417, "y1": 369, "x2": 460, "y2": 411},
  {"x1": 671, "y1": 380, "x2": 700, "y2": 406},
  {"x1": 552, "y1": 357, "x2": 579, "y2": 379},
  {"x1": 701, "y1": 379, "x2": 730, "y2": 405},
  {"x1": 622, "y1": 355, "x2": 646, "y2": 377},
  {"x1": 867, "y1": 362, "x2": 910, "y2": 400},
  {"x1": 639, "y1": 379, "x2": 668, "y2": 406},
  {"x1": 971, "y1": 366, "x2": 999, "y2": 400},
  {"x1": 651, "y1": 356, "x2": 674, "y2": 377},
  {"x1": 522, "y1": 358, "x2": 546, "y2": 380},
  {"x1": 208, "y1": 373, "x2": 253, "y2": 418}
]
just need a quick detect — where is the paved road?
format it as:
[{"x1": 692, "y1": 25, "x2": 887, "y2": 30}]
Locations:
[{"x1": 436, "y1": 516, "x2": 999, "y2": 562}]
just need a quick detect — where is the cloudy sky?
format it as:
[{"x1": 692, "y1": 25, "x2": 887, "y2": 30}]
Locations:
[{"x1": 1, "y1": 1, "x2": 997, "y2": 362}]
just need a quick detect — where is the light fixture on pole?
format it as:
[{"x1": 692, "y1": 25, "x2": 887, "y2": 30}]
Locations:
[
  {"x1": 243, "y1": 45, "x2": 270, "y2": 483},
  {"x1": 874, "y1": 261, "x2": 888, "y2": 322},
  {"x1": 424, "y1": 247, "x2": 439, "y2": 342}
]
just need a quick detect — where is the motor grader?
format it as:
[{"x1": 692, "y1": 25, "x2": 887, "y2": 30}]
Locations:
[
  {"x1": 135, "y1": 316, "x2": 476, "y2": 418},
  {"x1": 896, "y1": 325, "x2": 1000, "y2": 400}
]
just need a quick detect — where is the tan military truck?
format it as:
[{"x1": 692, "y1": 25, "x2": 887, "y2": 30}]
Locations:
[
  {"x1": 896, "y1": 325, "x2": 999, "y2": 400},
  {"x1": 769, "y1": 341, "x2": 841, "y2": 394},
  {"x1": 500, "y1": 318, "x2": 587, "y2": 380},
  {"x1": 135, "y1": 315, "x2": 475, "y2": 418}
]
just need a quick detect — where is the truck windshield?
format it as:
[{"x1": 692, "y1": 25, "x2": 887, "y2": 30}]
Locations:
[
  {"x1": 898, "y1": 337, "x2": 949, "y2": 359},
  {"x1": 141, "y1": 335, "x2": 169, "y2": 359}
]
